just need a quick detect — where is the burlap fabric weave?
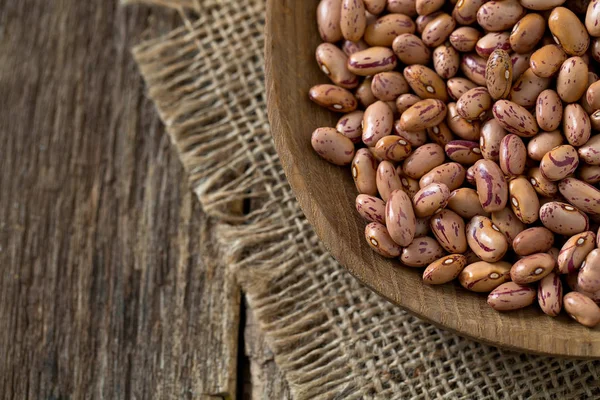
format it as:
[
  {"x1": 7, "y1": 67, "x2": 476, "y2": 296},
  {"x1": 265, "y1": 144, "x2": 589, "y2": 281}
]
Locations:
[{"x1": 125, "y1": 0, "x2": 600, "y2": 398}]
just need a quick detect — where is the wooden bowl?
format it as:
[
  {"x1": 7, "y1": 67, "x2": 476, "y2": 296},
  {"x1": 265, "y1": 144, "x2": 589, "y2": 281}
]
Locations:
[{"x1": 265, "y1": 0, "x2": 600, "y2": 358}]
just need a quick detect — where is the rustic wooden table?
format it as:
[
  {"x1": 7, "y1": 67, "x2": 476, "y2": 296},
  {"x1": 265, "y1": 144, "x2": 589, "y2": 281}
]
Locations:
[{"x1": 0, "y1": 2, "x2": 289, "y2": 399}]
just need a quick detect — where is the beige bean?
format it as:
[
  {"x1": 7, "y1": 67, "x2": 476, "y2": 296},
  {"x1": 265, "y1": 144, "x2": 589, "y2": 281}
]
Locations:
[
  {"x1": 348, "y1": 47, "x2": 398, "y2": 76},
  {"x1": 445, "y1": 140, "x2": 482, "y2": 164},
  {"x1": 473, "y1": 160, "x2": 508, "y2": 212},
  {"x1": 477, "y1": 0, "x2": 525, "y2": 32},
  {"x1": 401, "y1": 236, "x2": 445, "y2": 267},
  {"x1": 352, "y1": 149, "x2": 379, "y2": 195},
  {"x1": 311, "y1": 127, "x2": 356, "y2": 166},
  {"x1": 423, "y1": 254, "x2": 468, "y2": 284},
  {"x1": 427, "y1": 122, "x2": 455, "y2": 146},
  {"x1": 356, "y1": 194, "x2": 386, "y2": 224},
  {"x1": 447, "y1": 188, "x2": 489, "y2": 219},
  {"x1": 557, "y1": 57, "x2": 589, "y2": 103},
  {"x1": 416, "y1": 0, "x2": 444, "y2": 15},
  {"x1": 356, "y1": 77, "x2": 377, "y2": 108},
  {"x1": 341, "y1": 0, "x2": 367, "y2": 41},
  {"x1": 317, "y1": 0, "x2": 343, "y2": 43},
  {"x1": 539, "y1": 145, "x2": 579, "y2": 181},
  {"x1": 364, "y1": 13, "x2": 416, "y2": 47},
  {"x1": 535, "y1": 90, "x2": 563, "y2": 132},
  {"x1": 365, "y1": 222, "x2": 402, "y2": 258},
  {"x1": 510, "y1": 253, "x2": 555, "y2": 284},
  {"x1": 499, "y1": 134, "x2": 526, "y2": 176},
  {"x1": 512, "y1": 227, "x2": 554, "y2": 256},
  {"x1": 452, "y1": 0, "x2": 486, "y2": 25},
  {"x1": 538, "y1": 272, "x2": 563, "y2": 317},
  {"x1": 578, "y1": 135, "x2": 600, "y2": 165},
  {"x1": 527, "y1": 131, "x2": 563, "y2": 162},
  {"x1": 363, "y1": 101, "x2": 394, "y2": 146},
  {"x1": 509, "y1": 176, "x2": 540, "y2": 224},
  {"x1": 422, "y1": 13, "x2": 456, "y2": 48},
  {"x1": 399, "y1": 99, "x2": 448, "y2": 131},
  {"x1": 395, "y1": 93, "x2": 421, "y2": 114},
  {"x1": 580, "y1": 72, "x2": 599, "y2": 114},
  {"x1": 386, "y1": 189, "x2": 417, "y2": 246},
  {"x1": 456, "y1": 87, "x2": 492, "y2": 120},
  {"x1": 509, "y1": 13, "x2": 546, "y2": 54},
  {"x1": 586, "y1": 0, "x2": 600, "y2": 37},
  {"x1": 466, "y1": 216, "x2": 509, "y2": 262},
  {"x1": 419, "y1": 162, "x2": 466, "y2": 191},
  {"x1": 480, "y1": 119, "x2": 507, "y2": 161},
  {"x1": 336, "y1": 111, "x2": 364, "y2": 143},
  {"x1": 403, "y1": 65, "x2": 448, "y2": 102},
  {"x1": 464, "y1": 249, "x2": 482, "y2": 264},
  {"x1": 557, "y1": 231, "x2": 596, "y2": 274},
  {"x1": 579, "y1": 164, "x2": 600, "y2": 184},
  {"x1": 529, "y1": 44, "x2": 567, "y2": 78},
  {"x1": 449, "y1": 26, "x2": 481, "y2": 52},
  {"x1": 447, "y1": 102, "x2": 481, "y2": 141},
  {"x1": 579, "y1": 249, "x2": 600, "y2": 292},
  {"x1": 520, "y1": 0, "x2": 566, "y2": 10},
  {"x1": 316, "y1": 43, "x2": 359, "y2": 90},
  {"x1": 370, "y1": 72, "x2": 409, "y2": 102},
  {"x1": 548, "y1": 7, "x2": 590, "y2": 56},
  {"x1": 413, "y1": 183, "x2": 451, "y2": 217},
  {"x1": 415, "y1": 11, "x2": 442, "y2": 34},
  {"x1": 447, "y1": 77, "x2": 479, "y2": 101},
  {"x1": 491, "y1": 207, "x2": 525, "y2": 243},
  {"x1": 377, "y1": 161, "x2": 403, "y2": 202},
  {"x1": 342, "y1": 39, "x2": 369, "y2": 56},
  {"x1": 460, "y1": 53, "x2": 487, "y2": 86},
  {"x1": 364, "y1": 0, "x2": 387, "y2": 14},
  {"x1": 511, "y1": 52, "x2": 532, "y2": 82},
  {"x1": 492, "y1": 100, "x2": 538, "y2": 138},
  {"x1": 488, "y1": 282, "x2": 537, "y2": 311},
  {"x1": 430, "y1": 209, "x2": 467, "y2": 253},
  {"x1": 485, "y1": 49, "x2": 513, "y2": 100},
  {"x1": 564, "y1": 292, "x2": 600, "y2": 327},
  {"x1": 395, "y1": 125, "x2": 428, "y2": 147},
  {"x1": 540, "y1": 202, "x2": 589, "y2": 235},
  {"x1": 374, "y1": 135, "x2": 412, "y2": 162},
  {"x1": 309, "y1": 84, "x2": 358, "y2": 113},
  {"x1": 459, "y1": 260, "x2": 511, "y2": 292},
  {"x1": 528, "y1": 167, "x2": 558, "y2": 197},
  {"x1": 586, "y1": 81, "x2": 600, "y2": 112},
  {"x1": 558, "y1": 177, "x2": 600, "y2": 215},
  {"x1": 398, "y1": 168, "x2": 422, "y2": 197},
  {"x1": 476, "y1": 32, "x2": 511, "y2": 59},
  {"x1": 432, "y1": 43, "x2": 460, "y2": 79},
  {"x1": 509, "y1": 68, "x2": 550, "y2": 108},
  {"x1": 388, "y1": 0, "x2": 418, "y2": 15},
  {"x1": 415, "y1": 216, "x2": 431, "y2": 237},
  {"x1": 402, "y1": 143, "x2": 445, "y2": 179},
  {"x1": 392, "y1": 34, "x2": 431, "y2": 66}
]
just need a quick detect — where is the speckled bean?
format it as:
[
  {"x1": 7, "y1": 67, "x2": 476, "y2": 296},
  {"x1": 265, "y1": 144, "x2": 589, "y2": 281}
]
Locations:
[
  {"x1": 419, "y1": 162, "x2": 466, "y2": 191},
  {"x1": 415, "y1": 216, "x2": 431, "y2": 237},
  {"x1": 445, "y1": 140, "x2": 482, "y2": 164},
  {"x1": 355, "y1": 77, "x2": 377, "y2": 108},
  {"x1": 479, "y1": 119, "x2": 507, "y2": 161},
  {"x1": 586, "y1": 0, "x2": 600, "y2": 37},
  {"x1": 430, "y1": 209, "x2": 468, "y2": 253},
  {"x1": 447, "y1": 188, "x2": 489, "y2": 219},
  {"x1": 548, "y1": 7, "x2": 590, "y2": 56},
  {"x1": 557, "y1": 231, "x2": 596, "y2": 274},
  {"x1": 415, "y1": 0, "x2": 443, "y2": 14},
  {"x1": 460, "y1": 53, "x2": 487, "y2": 86},
  {"x1": 449, "y1": 26, "x2": 481, "y2": 52},
  {"x1": 421, "y1": 13, "x2": 456, "y2": 48},
  {"x1": 586, "y1": 80, "x2": 600, "y2": 112},
  {"x1": 477, "y1": 0, "x2": 525, "y2": 32},
  {"x1": 374, "y1": 135, "x2": 411, "y2": 162},
  {"x1": 476, "y1": 32, "x2": 511, "y2": 59},
  {"x1": 592, "y1": 110, "x2": 600, "y2": 131},
  {"x1": 511, "y1": 253, "x2": 555, "y2": 284},
  {"x1": 579, "y1": 164, "x2": 600, "y2": 184},
  {"x1": 564, "y1": 292, "x2": 600, "y2": 327},
  {"x1": 491, "y1": 207, "x2": 525, "y2": 243},
  {"x1": 446, "y1": 102, "x2": 480, "y2": 141},
  {"x1": 557, "y1": 57, "x2": 589, "y2": 103},
  {"x1": 398, "y1": 169, "x2": 422, "y2": 197},
  {"x1": 579, "y1": 249, "x2": 600, "y2": 293},
  {"x1": 535, "y1": 91, "x2": 563, "y2": 132},
  {"x1": 520, "y1": 0, "x2": 566, "y2": 10},
  {"x1": 388, "y1": 0, "x2": 418, "y2": 15},
  {"x1": 539, "y1": 145, "x2": 579, "y2": 181},
  {"x1": 392, "y1": 34, "x2": 431, "y2": 66},
  {"x1": 317, "y1": 0, "x2": 343, "y2": 43},
  {"x1": 466, "y1": 216, "x2": 509, "y2": 262},
  {"x1": 499, "y1": 134, "x2": 526, "y2": 176},
  {"x1": 336, "y1": 111, "x2": 364, "y2": 143},
  {"x1": 364, "y1": 0, "x2": 387, "y2": 14},
  {"x1": 309, "y1": 84, "x2": 358, "y2": 113},
  {"x1": 356, "y1": 195, "x2": 386, "y2": 224},
  {"x1": 511, "y1": 52, "x2": 532, "y2": 82},
  {"x1": 311, "y1": 127, "x2": 356, "y2": 166},
  {"x1": 432, "y1": 43, "x2": 460, "y2": 79},
  {"x1": 528, "y1": 167, "x2": 558, "y2": 197},
  {"x1": 459, "y1": 260, "x2": 512, "y2": 292},
  {"x1": 485, "y1": 49, "x2": 513, "y2": 100},
  {"x1": 370, "y1": 71, "x2": 409, "y2": 102},
  {"x1": 403, "y1": 65, "x2": 448, "y2": 102},
  {"x1": 394, "y1": 125, "x2": 428, "y2": 147},
  {"x1": 473, "y1": 160, "x2": 508, "y2": 213},
  {"x1": 512, "y1": 227, "x2": 554, "y2": 256},
  {"x1": 402, "y1": 143, "x2": 445, "y2": 179},
  {"x1": 399, "y1": 99, "x2": 448, "y2": 132},
  {"x1": 365, "y1": 222, "x2": 402, "y2": 258},
  {"x1": 341, "y1": 0, "x2": 367, "y2": 41},
  {"x1": 364, "y1": 13, "x2": 416, "y2": 47},
  {"x1": 528, "y1": 131, "x2": 563, "y2": 162},
  {"x1": 509, "y1": 176, "x2": 540, "y2": 224},
  {"x1": 488, "y1": 282, "x2": 537, "y2": 311},
  {"x1": 540, "y1": 201, "x2": 589, "y2": 235},
  {"x1": 529, "y1": 45, "x2": 567, "y2": 78},
  {"x1": 413, "y1": 182, "x2": 451, "y2": 217},
  {"x1": 423, "y1": 254, "x2": 468, "y2": 284},
  {"x1": 342, "y1": 39, "x2": 369, "y2": 56},
  {"x1": 348, "y1": 47, "x2": 398, "y2": 76},
  {"x1": 581, "y1": 73, "x2": 600, "y2": 114},
  {"x1": 492, "y1": 100, "x2": 538, "y2": 138},
  {"x1": 452, "y1": 0, "x2": 486, "y2": 25},
  {"x1": 558, "y1": 177, "x2": 600, "y2": 215},
  {"x1": 427, "y1": 122, "x2": 455, "y2": 146},
  {"x1": 386, "y1": 189, "x2": 417, "y2": 246},
  {"x1": 456, "y1": 87, "x2": 492, "y2": 120},
  {"x1": 510, "y1": 13, "x2": 546, "y2": 54},
  {"x1": 352, "y1": 149, "x2": 378, "y2": 195},
  {"x1": 363, "y1": 101, "x2": 394, "y2": 146},
  {"x1": 509, "y1": 68, "x2": 551, "y2": 108},
  {"x1": 395, "y1": 93, "x2": 422, "y2": 113},
  {"x1": 377, "y1": 161, "x2": 403, "y2": 202},
  {"x1": 537, "y1": 272, "x2": 563, "y2": 317},
  {"x1": 415, "y1": 11, "x2": 442, "y2": 33},
  {"x1": 316, "y1": 43, "x2": 359, "y2": 90},
  {"x1": 401, "y1": 236, "x2": 445, "y2": 266},
  {"x1": 578, "y1": 135, "x2": 600, "y2": 165}
]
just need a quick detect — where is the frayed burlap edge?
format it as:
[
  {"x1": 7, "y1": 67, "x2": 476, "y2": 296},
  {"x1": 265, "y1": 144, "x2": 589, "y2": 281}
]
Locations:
[{"x1": 127, "y1": 0, "x2": 600, "y2": 399}]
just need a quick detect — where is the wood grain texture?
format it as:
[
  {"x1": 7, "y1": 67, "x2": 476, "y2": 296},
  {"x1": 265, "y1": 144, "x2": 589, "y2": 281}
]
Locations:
[
  {"x1": 0, "y1": 1, "x2": 240, "y2": 398},
  {"x1": 265, "y1": 0, "x2": 600, "y2": 358}
]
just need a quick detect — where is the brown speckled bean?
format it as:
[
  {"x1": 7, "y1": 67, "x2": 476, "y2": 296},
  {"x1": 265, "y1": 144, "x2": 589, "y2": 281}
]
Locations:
[
  {"x1": 558, "y1": 177, "x2": 600, "y2": 215},
  {"x1": 447, "y1": 78, "x2": 479, "y2": 103},
  {"x1": 452, "y1": 0, "x2": 486, "y2": 25},
  {"x1": 446, "y1": 102, "x2": 480, "y2": 141},
  {"x1": 364, "y1": 13, "x2": 416, "y2": 47},
  {"x1": 457, "y1": 87, "x2": 492, "y2": 120},
  {"x1": 578, "y1": 249, "x2": 600, "y2": 292},
  {"x1": 459, "y1": 260, "x2": 511, "y2": 292},
  {"x1": 421, "y1": 13, "x2": 455, "y2": 48},
  {"x1": 386, "y1": 189, "x2": 417, "y2": 246},
  {"x1": 377, "y1": 161, "x2": 403, "y2": 202},
  {"x1": 317, "y1": 0, "x2": 343, "y2": 43},
  {"x1": 492, "y1": 100, "x2": 538, "y2": 138},
  {"x1": 309, "y1": 84, "x2": 358, "y2": 113},
  {"x1": 511, "y1": 52, "x2": 532, "y2": 82},
  {"x1": 564, "y1": 292, "x2": 600, "y2": 327},
  {"x1": 557, "y1": 57, "x2": 589, "y2": 103},
  {"x1": 540, "y1": 201, "x2": 589, "y2": 235},
  {"x1": 364, "y1": 0, "x2": 387, "y2": 14},
  {"x1": 427, "y1": 122, "x2": 455, "y2": 146},
  {"x1": 401, "y1": 236, "x2": 445, "y2": 267},
  {"x1": 528, "y1": 131, "x2": 563, "y2": 162},
  {"x1": 510, "y1": 253, "x2": 555, "y2": 284},
  {"x1": 402, "y1": 143, "x2": 445, "y2": 179},
  {"x1": 374, "y1": 135, "x2": 412, "y2": 162},
  {"x1": 509, "y1": 176, "x2": 540, "y2": 224},
  {"x1": 363, "y1": 101, "x2": 394, "y2": 146},
  {"x1": 415, "y1": 217, "x2": 432, "y2": 238},
  {"x1": 539, "y1": 145, "x2": 579, "y2": 181},
  {"x1": 415, "y1": 11, "x2": 442, "y2": 34},
  {"x1": 342, "y1": 39, "x2": 369, "y2": 56},
  {"x1": 529, "y1": 45, "x2": 567, "y2": 78},
  {"x1": 485, "y1": 49, "x2": 513, "y2": 100},
  {"x1": 586, "y1": 80, "x2": 600, "y2": 111},
  {"x1": 311, "y1": 127, "x2": 356, "y2": 166},
  {"x1": 371, "y1": 71, "x2": 409, "y2": 102},
  {"x1": 449, "y1": 27, "x2": 481, "y2": 52},
  {"x1": 491, "y1": 207, "x2": 525, "y2": 243},
  {"x1": 419, "y1": 162, "x2": 466, "y2": 191},
  {"x1": 586, "y1": 0, "x2": 600, "y2": 37},
  {"x1": 399, "y1": 99, "x2": 448, "y2": 131},
  {"x1": 341, "y1": 0, "x2": 367, "y2": 41},
  {"x1": 476, "y1": 32, "x2": 511, "y2": 59},
  {"x1": 535, "y1": 90, "x2": 563, "y2": 132},
  {"x1": 395, "y1": 126, "x2": 428, "y2": 147},
  {"x1": 388, "y1": 0, "x2": 418, "y2": 16},
  {"x1": 557, "y1": 231, "x2": 596, "y2": 274},
  {"x1": 460, "y1": 53, "x2": 487, "y2": 86},
  {"x1": 477, "y1": 0, "x2": 525, "y2": 32},
  {"x1": 581, "y1": 73, "x2": 600, "y2": 114},
  {"x1": 355, "y1": 77, "x2": 377, "y2": 108},
  {"x1": 416, "y1": 0, "x2": 444, "y2": 15},
  {"x1": 528, "y1": 167, "x2": 558, "y2": 197},
  {"x1": 395, "y1": 93, "x2": 422, "y2": 114},
  {"x1": 592, "y1": 110, "x2": 600, "y2": 131},
  {"x1": 512, "y1": 227, "x2": 554, "y2": 256},
  {"x1": 466, "y1": 216, "x2": 509, "y2": 262},
  {"x1": 548, "y1": 7, "x2": 590, "y2": 56},
  {"x1": 365, "y1": 222, "x2": 402, "y2": 258},
  {"x1": 352, "y1": 148, "x2": 379, "y2": 195},
  {"x1": 473, "y1": 160, "x2": 508, "y2": 212},
  {"x1": 392, "y1": 34, "x2": 431, "y2": 66},
  {"x1": 447, "y1": 188, "x2": 489, "y2": 219},
  {"x1": 423, "y1": 254, "x2": 468, "y2": 284},
  {"x1": 579, "y1": 164, "x2": 600, "y2": 184},
  {"x1": 445, "y1": 140, "x2": 482, "y2": 164},
  {"x1": 480, "y1": 119, "x2": 507, "y2": 161},
  {"x1": 432, "y1": 43, "x2": 460, "y2": 79},
  {"x1": 316, "y1": 43, "x2": 359, "y2": 90},
  {"x1": 499, "y1": 134, "x2": 527, "y2": 176},
  {"x1": 398, "y1": 169, "x2": 422, "y2": 197},
  {"x1": 510, "y1": 13, "x2": 546, "y2": 54},
  {"x1": 520, "y1": 0, "x2": 566, "y2": 10},
  {"x1": 538, "y1": 272, "x2": 563, "y2": 317},
  {"x1": 430, "y1": 209, "x2": 467, "y2": 253},
  {"x1": 413, "y1": 182, "x2": 451, "y2": 217},
  {"x1": 578, "y1": 135, "x2": 600, "y2": 165},
  {"x1": 509, "y1": 68, "x2": 550, "y2": 108},
  {"x1": 348, "y1": 47, "x2": 398, "y2": 76},
  {"x1": 403, "y1": 65, "x2": 448, "y2": 102},
  {"x1": 356, "y1": 194, "x2": 386, "y2": 224},
  {"x1": 488, "y1": 282, "x2": 537, "y2": 311},
  {"x1": 336, "y1": 111, "x2": 364, "y2": 143}
]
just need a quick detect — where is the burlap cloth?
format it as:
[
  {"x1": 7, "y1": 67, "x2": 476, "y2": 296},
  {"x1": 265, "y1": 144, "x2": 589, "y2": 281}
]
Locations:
[{"x1": 124, "y1": 0, "x2": 600, "y2": 398}]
